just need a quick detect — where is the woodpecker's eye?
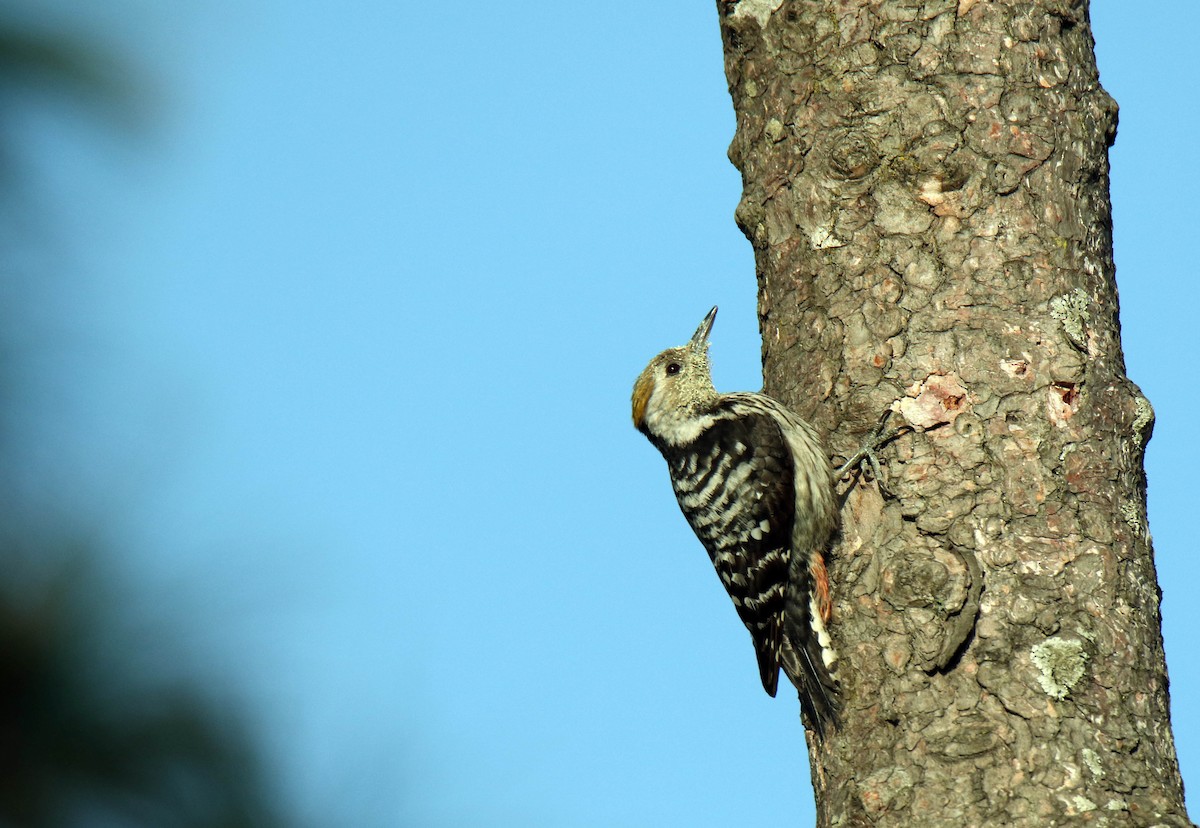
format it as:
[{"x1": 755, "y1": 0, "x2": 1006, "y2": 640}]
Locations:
[{"x1": 666, "y1": 363, "x2": 681, "y2": 375}]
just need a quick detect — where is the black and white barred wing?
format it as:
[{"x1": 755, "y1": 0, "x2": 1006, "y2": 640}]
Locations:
[{"x1": 660, "y1": 407, "x2": 798, "y2": 697}]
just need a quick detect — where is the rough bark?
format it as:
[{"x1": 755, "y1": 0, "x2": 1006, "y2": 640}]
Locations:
[{"x1": 716, "y1": 0, "x2": 1191, "y2": 825}]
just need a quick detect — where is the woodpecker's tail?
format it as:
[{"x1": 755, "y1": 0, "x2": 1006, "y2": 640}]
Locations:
[
  {"x1": 782, "y1": 633, "x2": 839, "y2": 739},
  {"x1": 782, "y1": 550, "x2": 840, "y2": 740}
]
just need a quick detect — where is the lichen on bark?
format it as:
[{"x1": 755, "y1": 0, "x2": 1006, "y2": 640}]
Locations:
[{"x1": 715, "y1": 0, "x2": 1191, "y2": 824}]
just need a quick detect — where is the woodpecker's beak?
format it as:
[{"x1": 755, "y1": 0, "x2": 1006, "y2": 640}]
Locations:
[{"x1": 689, "y1": 306, "x2": 717, "y2": 352}]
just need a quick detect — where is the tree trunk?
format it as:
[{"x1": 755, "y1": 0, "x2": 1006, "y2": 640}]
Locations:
[{"x1": 716, "y1": 0, "x2": 1191, "y2": 825}]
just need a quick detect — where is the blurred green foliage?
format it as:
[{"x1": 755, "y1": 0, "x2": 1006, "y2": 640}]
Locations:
[
  {"x1": 0, "y1": 18, "x2": 291, "y2": 828},
  {"x1": 0, "y1": 22, "x2": 140, "y2": 116},
  {"x1": 0, "y1": 548, "x2": 287, "y2": 828}
]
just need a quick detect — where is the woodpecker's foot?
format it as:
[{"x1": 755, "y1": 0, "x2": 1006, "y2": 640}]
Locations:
[{"x1": 835, "y1": 409, "x2": 910, "y2": 489}]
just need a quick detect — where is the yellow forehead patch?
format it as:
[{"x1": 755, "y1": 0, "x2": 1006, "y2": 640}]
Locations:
[{"x1": 631, "y1": 372, "x2": 654, "y2": 426}]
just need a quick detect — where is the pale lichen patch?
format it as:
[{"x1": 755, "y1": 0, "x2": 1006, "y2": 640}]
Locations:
[
  {"x1": 1031, "y1": 636, "x2": 1088, "y2": 699},
  {"x1": 1050, "y1": 288, "x2": 1091, "y2": 351},
  {"x1": 1070, "y1": 795, "x2": 1097, "y2": 813},
  {"x1": 1119, "y1": 500, "x2": 1142, "y2": 536},
  {"x1": 1132, "y1": 393, "x2": 1155, "y2": 447},
  {"x1": 730, "y1": 0, "x2": 783, "y2": 28}
]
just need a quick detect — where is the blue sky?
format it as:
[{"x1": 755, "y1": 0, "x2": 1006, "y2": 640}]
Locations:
[{"x1": 8, "y1": 1, "x2": 1199, "y2": 825}]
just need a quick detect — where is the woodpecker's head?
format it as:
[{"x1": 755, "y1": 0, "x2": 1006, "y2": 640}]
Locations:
[{"x1": 632, "y1": 306, "x2": 720, "y2": 444}]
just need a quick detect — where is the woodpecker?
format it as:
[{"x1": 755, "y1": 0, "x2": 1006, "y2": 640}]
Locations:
[{"x1": 632, "y1": 306, "x2": 839, "y2": 738}]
